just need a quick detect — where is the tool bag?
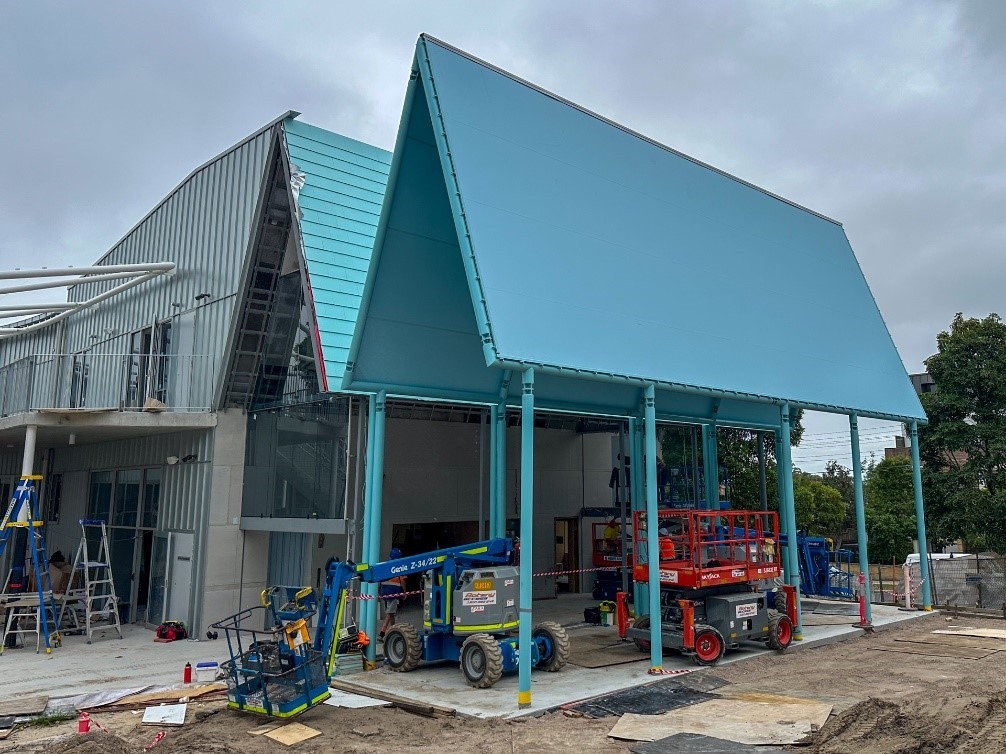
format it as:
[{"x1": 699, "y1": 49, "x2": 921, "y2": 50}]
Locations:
[{"x1": 155, "y1": 620, "x2": 189, "y2": 642}]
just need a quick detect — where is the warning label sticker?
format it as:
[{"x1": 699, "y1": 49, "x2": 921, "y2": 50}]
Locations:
[
  {"x1": 735, "y1": 603, "x2": 758, "y2": 619},
  {"x1": 659, "y1": 570, "x2": 679, "y2": 583},
  {"x1": 463, "y1": 590, "x2": 497, "y2": 606}
]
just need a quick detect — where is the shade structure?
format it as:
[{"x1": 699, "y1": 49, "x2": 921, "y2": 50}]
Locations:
[{"x1": 342, "y1": 34, "x2": 923, "y2": 426}]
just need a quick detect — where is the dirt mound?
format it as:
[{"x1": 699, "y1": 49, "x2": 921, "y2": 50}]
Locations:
[
  {"x1": 43, "y1": 731, "x2": 135, "y2": 754},
  {"x1": 808, "y1": 689, "x2": 1006, "y2": 754}
]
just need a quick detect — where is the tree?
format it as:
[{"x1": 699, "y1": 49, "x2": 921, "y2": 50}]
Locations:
[
  {"x1": 792, "y1": 472, "x2": 847, "y2": 537},
  {"x1": 863, "y1": 456, "x2": 916, "y2": 563},
  {"x1": 820, "y1": 460, "x2": 855, "y2": 546},
  {"x1": 715, "y1": 416, "x2": 804, "y2": 508},
  {"x1": 920, "y1": 313, "x2": 1006, "y2": 554}
]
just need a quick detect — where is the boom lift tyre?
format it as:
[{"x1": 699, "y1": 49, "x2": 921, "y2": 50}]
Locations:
[
  {"x1": 767, "y1": 613, "x2": 794, "y2": 651},
  {"x1": 532, "y1": 621, "x2": 570, "y2": 672},
  {"x1": 385, "y1": 623, "x2": 423, "y2": 672},
  {"x1": 460, "y1": 633, "x2": 504, "y2": 688}
]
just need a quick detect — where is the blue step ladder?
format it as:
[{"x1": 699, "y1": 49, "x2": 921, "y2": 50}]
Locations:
[{"x1": 0, "y1": 475, "x2": 60, "y2": 654}]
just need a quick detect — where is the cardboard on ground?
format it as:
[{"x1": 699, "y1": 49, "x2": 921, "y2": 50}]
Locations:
[{"x1": 263, "y1": 722, "x2": 323, "y2": 746}]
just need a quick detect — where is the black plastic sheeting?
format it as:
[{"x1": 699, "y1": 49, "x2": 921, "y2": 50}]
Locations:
[
  {"x1": 566, "y1": 673, "x2": 729, "y2": 718},
  {"x1": 630, "y1": 733, "x2": 785, "y2": 754}
]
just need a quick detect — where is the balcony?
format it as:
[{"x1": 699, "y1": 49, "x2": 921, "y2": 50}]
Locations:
[{"x1": 0, "y1": 353, "x2": 218, "y2": 417}]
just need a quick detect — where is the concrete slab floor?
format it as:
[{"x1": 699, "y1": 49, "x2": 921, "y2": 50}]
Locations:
[
  {"x1": 352, "y1": 596, "x2": 931, "y2": 719},
  {"x1": 0, "y1": 594, "x2": 928, "y2": 715},
  {"x1": 0, "y1": 624, "x2": 223, "y2": 702}
]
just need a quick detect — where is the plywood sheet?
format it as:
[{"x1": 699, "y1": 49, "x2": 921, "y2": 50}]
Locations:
[
  {"x1": 0, "y1": 696, "x2": 47, "y2": 716},
  {"x1": 264, "y1": 722, "x2": 322, "y2": 746},
  {"x1": 568, "y1": 643, "x2": 649, "y2": 668},
  {"x1": 608, "y1": 697, "x2": 832, "y2": 745},
  {"x1": 935, "y1": 628, "x2": 1006, "y2": 640},
  {"x1": 322, "y1": 689, "x2": 390, "y2": 709},
  {"x1": 896, "y1": 635, "x2": 1006, "y2": 651},
  {"x1": 867, "y1": 644, "x2": 994, "y2": 659},
  {"x1": 248, "y1": 722, "x2": 283, "y2": 736},
  {"x1": 114, "y1": 684, "x2": 224, "y2": 707}
]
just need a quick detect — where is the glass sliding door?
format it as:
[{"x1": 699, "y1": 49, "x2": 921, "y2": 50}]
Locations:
[{"x1": 147, "y1": 532, "x2": 169, "y2": 628}]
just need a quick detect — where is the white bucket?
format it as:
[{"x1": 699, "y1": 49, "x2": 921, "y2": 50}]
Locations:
[{"x1": 195, "y1": 661, "x2": 219, "y2": 683}]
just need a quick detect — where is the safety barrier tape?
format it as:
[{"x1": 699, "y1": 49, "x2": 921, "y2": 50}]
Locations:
[
  {"x1": 88, "y1": 714, "x2": 109, "y2": 734},
  {"x1": 344, "y1": 565, "x2": 622, "y2": 600},
  {"x1": 144, "y1": 731, "x2": 167, "y2": 750},
  {"x1": 532, "y1": 566, "x2": 619, "y2": 578},
  {"x1": 647, "y1": 667, "x2": 696, "y2": 679}
]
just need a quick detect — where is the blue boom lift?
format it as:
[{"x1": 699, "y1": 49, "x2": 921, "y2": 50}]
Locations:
[
  {"x1": 317, "y1": 537, "x2": 569, "y2": 689},
  {"x1": 215, "y1": 537, "x2": 569, "y2": 718}
]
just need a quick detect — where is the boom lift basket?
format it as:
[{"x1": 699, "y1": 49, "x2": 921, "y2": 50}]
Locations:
[{"x1": 212, "y1": 596, "x2": 330, "y2": 718}]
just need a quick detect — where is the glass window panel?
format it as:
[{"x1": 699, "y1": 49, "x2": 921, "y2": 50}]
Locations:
[
  {"x1": 113, "y1": 469, "x2": 142, "y2": 528},
  {"x1": 88, "y1": 471, "x2": 114, "y2": 522},
  {"x1": 242, "y1": 398, "x2": 350, "y2": 519},
  {"x1": 142, "y1": 468, "x2": 161, "y2": 529}
]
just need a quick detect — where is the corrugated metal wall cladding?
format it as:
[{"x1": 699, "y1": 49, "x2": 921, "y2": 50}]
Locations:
[
  {"x1": 283, "y1": 117, "x2": 391, "y2": 386},
  {"x1": 0, "y1": 327, "x2": 61, "y2": 364},
  {"x1": 56, "y1": 128, "x2": 272, "y2": 357},
  {"x1": 51, "y1": 428, "x2": 214, "y2": 532}
]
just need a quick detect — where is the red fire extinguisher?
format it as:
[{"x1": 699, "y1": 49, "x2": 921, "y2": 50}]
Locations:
[{"x1": 183, "y1": 662, "x2": 192, "y2": 684}]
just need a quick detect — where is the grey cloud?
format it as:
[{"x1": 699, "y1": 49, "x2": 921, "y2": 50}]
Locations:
[{"x1": 2, "y1": 1, "x2": 1003, "y2": 469}]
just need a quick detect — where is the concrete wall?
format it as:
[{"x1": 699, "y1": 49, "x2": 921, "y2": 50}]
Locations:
[
  {"x1": 374, "y1": 417, "x2": 614, "y2": 594},
  {"x1": 199, "y1": 409, "x2": 267, "y2": 630}
]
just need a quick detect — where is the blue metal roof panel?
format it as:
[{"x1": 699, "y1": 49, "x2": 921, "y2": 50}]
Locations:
[
  {"x1": 417, "y1": 37, "x2": 924, "y2": 421},
  {"x1": 283, "y1": 118, "x2": 391, "y2": 388}
]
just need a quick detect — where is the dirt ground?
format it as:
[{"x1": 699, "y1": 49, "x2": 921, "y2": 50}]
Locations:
[{"x1": 8, "y1": 612, "x2": 1006, "y2": 754}]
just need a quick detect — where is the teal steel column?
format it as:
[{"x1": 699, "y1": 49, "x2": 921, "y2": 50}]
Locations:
[
  {"x1": 517, "y1": 369, "x2": 535, "y2": 708},
  {"x1": 778, "y1": 404, "x2": 803, "y2": 639},
  {"x1": 495, "y1": 401, "x2": 507, "y2": 537},
  {"x1": 489, "y1": 403, "x2": 500, "y2": 538},
  {"x1": 701, "y1": 424, "x2": 719, "y2": 509},
  {"x1": 910, "y1": 420, "x2": 934, "y2": 610},
  {"x1": 628, "y1": 417, "x2": 647, "y2": 612},
  {"x1": 849, "y1": 414, "x2": 873, "y2": 623},
  {"x1": 644, "y1": 385, "x2": 662, "y2": 669},
  {"x1": 361, "y1": 394, "x2": 378, "y2": 660}
]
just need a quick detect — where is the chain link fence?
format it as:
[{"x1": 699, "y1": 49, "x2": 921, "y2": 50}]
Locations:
[{"x1": 901, "y1": 554, "x2": 1006, "y2": 610}]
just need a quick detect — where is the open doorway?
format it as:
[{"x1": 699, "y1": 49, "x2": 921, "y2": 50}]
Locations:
[{"x1": 554, "y1": 518, "x2": 579, "y2": 593}]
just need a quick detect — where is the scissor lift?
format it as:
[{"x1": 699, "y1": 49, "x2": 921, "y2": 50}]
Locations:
[{"x1": 624, "y1": 508, "x2": 794, "y2": 664}]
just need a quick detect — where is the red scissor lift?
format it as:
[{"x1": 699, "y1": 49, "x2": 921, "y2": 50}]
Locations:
[{"x1": 622, "y1": 508, "x2": 796, "y2": 664}]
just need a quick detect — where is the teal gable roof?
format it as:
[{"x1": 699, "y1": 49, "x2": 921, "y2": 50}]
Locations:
[
  {"x1": 283, "y1": 117, "x2": 391, "y2": 389},
  {"x1": 345, "y1": 36, "x2": 924, "y2": 424}
]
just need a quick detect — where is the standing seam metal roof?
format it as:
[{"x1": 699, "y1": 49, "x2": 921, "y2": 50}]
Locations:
[
  {"x1": 342, "y1": 35, "x2": 924, "y2": 424},
  {"x1": 283, "y1": 118, "x2": 391, "y2": 388}
]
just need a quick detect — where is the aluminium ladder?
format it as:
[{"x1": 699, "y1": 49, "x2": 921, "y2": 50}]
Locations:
[
  {"x1": 59, "y1": 519, "x2": 123, "y2": 642},
  {"x1": 0, "y1": 475, "x2": 60, "y2": 654}
]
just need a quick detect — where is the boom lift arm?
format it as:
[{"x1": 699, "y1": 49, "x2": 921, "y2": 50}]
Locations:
[{"x1": 315, "y1": 538, "x2": 513, "y2": 667}]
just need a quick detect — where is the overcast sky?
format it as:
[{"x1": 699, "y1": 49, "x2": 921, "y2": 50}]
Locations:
[{"x1": 3, "y1": 1, "x2": 1003, "y2": 470}]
